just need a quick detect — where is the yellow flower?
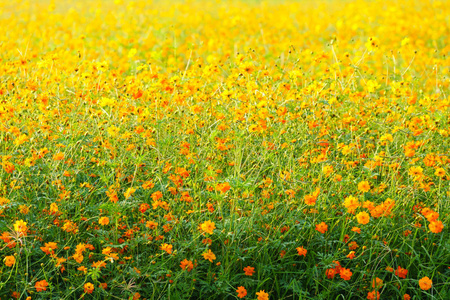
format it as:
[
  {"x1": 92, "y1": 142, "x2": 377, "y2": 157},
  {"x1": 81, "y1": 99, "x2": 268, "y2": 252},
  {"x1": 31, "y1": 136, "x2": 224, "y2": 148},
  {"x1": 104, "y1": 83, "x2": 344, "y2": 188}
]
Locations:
[
  {"x1": 435, "y1": 167, "x2": 445, "y2": 177},
  {"x1": 200, "y1": 220, "x2": 216, "y2": 235},
  {"x1": 356, "y1": 211, "x2": 370, "y2": 225},
  {"x1": 357, "y1": 181, "x2": 370, "y2": 193},
  {"x1": 128, "y1": 48, "x2": 137, "y2": 58},
  {"x1": 13, "y1": 219, "x2": 27, "y2": 235},
  {"x1": 365, "y1": 37, "x2": 379, "y2": 51}
]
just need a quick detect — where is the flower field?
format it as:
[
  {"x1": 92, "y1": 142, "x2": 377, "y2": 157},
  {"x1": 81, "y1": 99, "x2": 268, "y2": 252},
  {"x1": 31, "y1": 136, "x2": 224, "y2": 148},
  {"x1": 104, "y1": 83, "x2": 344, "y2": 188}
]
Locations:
[{"x1": 1, "y1": 0, "x2": 449, "y2": 298}]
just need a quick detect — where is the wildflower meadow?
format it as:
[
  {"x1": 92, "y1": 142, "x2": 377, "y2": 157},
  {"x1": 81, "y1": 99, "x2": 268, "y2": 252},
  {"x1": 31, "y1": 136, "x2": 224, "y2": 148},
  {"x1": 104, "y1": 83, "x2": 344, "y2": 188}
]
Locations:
[{"x1": 0, "y1": 0, "x2": 449, "y2": 299}]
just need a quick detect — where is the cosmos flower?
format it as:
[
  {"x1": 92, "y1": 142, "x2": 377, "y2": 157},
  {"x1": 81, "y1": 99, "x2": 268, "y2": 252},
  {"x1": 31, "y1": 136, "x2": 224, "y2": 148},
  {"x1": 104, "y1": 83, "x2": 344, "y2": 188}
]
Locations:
[
  {"x1": 236, "y1": 286, "x2": 247, "y2": 298},
  {"x1": 419, "y1": 276, "x2": 432, "y2": 290},
  {"x1": 202, "y1": 249, "x2": 216, "y2": 262},
  {"x1": 243, "y1": 266, "x2": 255, "y2": 276},
  {"x1": 200, "y1": 220, "x2": 216, "y2": 234}
]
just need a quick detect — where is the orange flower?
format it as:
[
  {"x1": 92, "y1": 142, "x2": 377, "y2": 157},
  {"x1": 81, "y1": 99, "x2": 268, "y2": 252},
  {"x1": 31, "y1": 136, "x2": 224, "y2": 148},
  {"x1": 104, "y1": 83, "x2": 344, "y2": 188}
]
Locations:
[
  {"x1": 418, "y1": 276, "x2": 432, "y2": 290},
  {"x1": 339, "y1": 268, "x2": 352, "y2": 280},
  {"x1": 142, "y1": 180, "x2": 155, "y2": 189},
  {"x1": 256, "y1": 290, "x2": 269, "y2": 300},
  {"x1": 98, "y1": 217, "x2": 109, "y2": 226},
  {"x1": 92, "y1": 260, "x2": 107, "y2": 269},
  {"x1": 53, "y1": 152, "x2": 65, "y2": 161},
  {"x1": 403, "y1": 294, "x2": 411, "y2": 300},
  {"x1": 215, "y1": 182, "x2": 231, "y2": 193},
  {"x1": 367, "y1": 290, "x2": 380, "y2": 300},
  {"x1": 358, "y1": 181, "x2": 370, "y2": 192},
  {"x1": 304, "y1": 187, "x2": 320, "y2": 205},
  {"x1": 4, "y1": 255, "x2": 15, "y2": 267},
  {"x1": 315, "y1": 222, "x2": 328, "y2": 234},
  {"x1": 132, "y1": 292, "x2": 141, "y2": 300},
  {"x1": 296, "y1": 246, "x2": 307, "y2": 257},
  {"x1": 326, "y1": 268, "x2": 337, "y2": 279},
  {"x1": 139, "y1": 203, "x2": 150, "y2": 213},
  {"x1": 2, "y1": 161, "x2": 15, "y2": 173},
  {"x1": 428, "y1": 220, "x2": 444, "y2": 233},
  {"x1": 160, "y1": 243, "x2": 173, "y2": 254},
  {"x1": 180, "y1": 259, "x2": 194, "y2": 271},
  {"x1": 200, "y1": 220, "x2": 216, "y2": 235},
  {"x1": 146, "y1": 221, "x2": 158, "y2": 229},
  {"x1": 40, "y1": 242, "x2": 58, "y2": 255},
  {"x1": 243, "y1": 266, "x2": 255, "y2": 276},
  {"x1": 84, "y1": 282, "x2": 94, "y2": 294},
  {"x1": 348, "y1": 241, "x2": 359, "y2": 250},
  {"x1": 202, "y1": 249, "x2": 216, "y2": 262},
  {"x1": 351, "y1": 227, "x2": 361, "y2": 234},
  {"x1": 395, "y1": 266, "x2": 408, "y2": 279},
  {"x1": 236, "y1": 286, "x2": 247, "y2": 298},
  {"x1": 151, "y1": 191, "x2": 163, "y2": 201},
  {"x1": 372, "y1": 277, "x2": 383, "y2": 289},
  {"x1": 356, "y1": 211, "x2": 370, "y2": 225},
  {"x1": 346, "y1": 251, "x2": 355, "y2": 259},
  {"x1": 35, "y1": 280, "x2": 49, "y2": 292}
]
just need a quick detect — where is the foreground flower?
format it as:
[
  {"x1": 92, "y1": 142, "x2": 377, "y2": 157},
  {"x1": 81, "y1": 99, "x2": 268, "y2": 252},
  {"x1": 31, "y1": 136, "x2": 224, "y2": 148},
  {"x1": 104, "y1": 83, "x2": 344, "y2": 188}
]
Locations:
[
  {"x1": 160, "y1": 243, "x2": 173, "y2": 254},
  {"x1": 428, "y1": 220, "x2": 444, "y2": 233},
  {"x1": 326, "y1": 260, "x2": 342, "y2": 279},
  {"x1": 358, "y1": 181, "x2": 371, "y2": 193},
  {"x1": 347, "y1": 251, "x2": 355, "y2": 259},
  {"x1": 296, "y1": 246, "x2": 307, "y2": 257},
  {"x1": 180, "y1": 259, "x2": 194, "y2": 271},
  {"x1": 4, "y1": 255, "x2": 15, "y2": 267},
  {"x1": 202, "y1": 249, "x2": 216, "y2": 262},
  {"x1": 315, "y1": 222, "x2": 328, "y2": 234},
  {"x1": 365, "y1": 37, "x2": 379, "y2": 51},
  {"x1": 84, "y1": 282, "x2": 94, "y2": 294},
  {"x1": 2, "y1": 161, "x2": 15, "y2": 173},
  {"x1": 13, "y1": 219, "x2": 27, "y2": 235},
  {"x1": 256, "y1": 290, "x2": 269, "y2": 300},
  {"x1": 236, "y1": 286, "x2": 247, "y2": 298},
  {"x1": 372, "y1": 277, "x2": 383, "y2": 289},
  {"x1": 98, "y1": 217, "x2": 109, "y2": 226},
  {"x1": 419, "y1": 276, "x2": 432, "y2": 290},
  {"x1": 216, "y1": 182, "x2": 231, "y2": 193},
  {"x1": 304, "y1": 188, "x2": 320, "y2": 205},
  {"x1": 367, "y1": 290, "x2": 380, "y2": 300},
  {"x1": 356, "y1": 211, "x2": 370, "y2": 225},
  {"x1": 343, "y1": 196, "x2": 360, "y2": 214},
  {"x1": 40, "y1": 242, "x2": 58, "y2": 255},
  {"x1": 326, "y1": 268, "x2": 337, "y2": 279},
  {"x1": 243, "y1": 266, "x2": 255, "y2": 276},
  {"x1": 340, "y1": 268, "x2": 352, "y2": 280},
  {"x1": 200, "y1": 220, "x2": 216, "y2": 234},
  {"x1": 351, "y1": 227, "x2": 361, "y2": 234},
  {"x1": 395, "y1": 266, "x2": 408, "y2": 279},
  {"x1": 35, "y1": 280, "x2": 49, "y2": 292}
]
